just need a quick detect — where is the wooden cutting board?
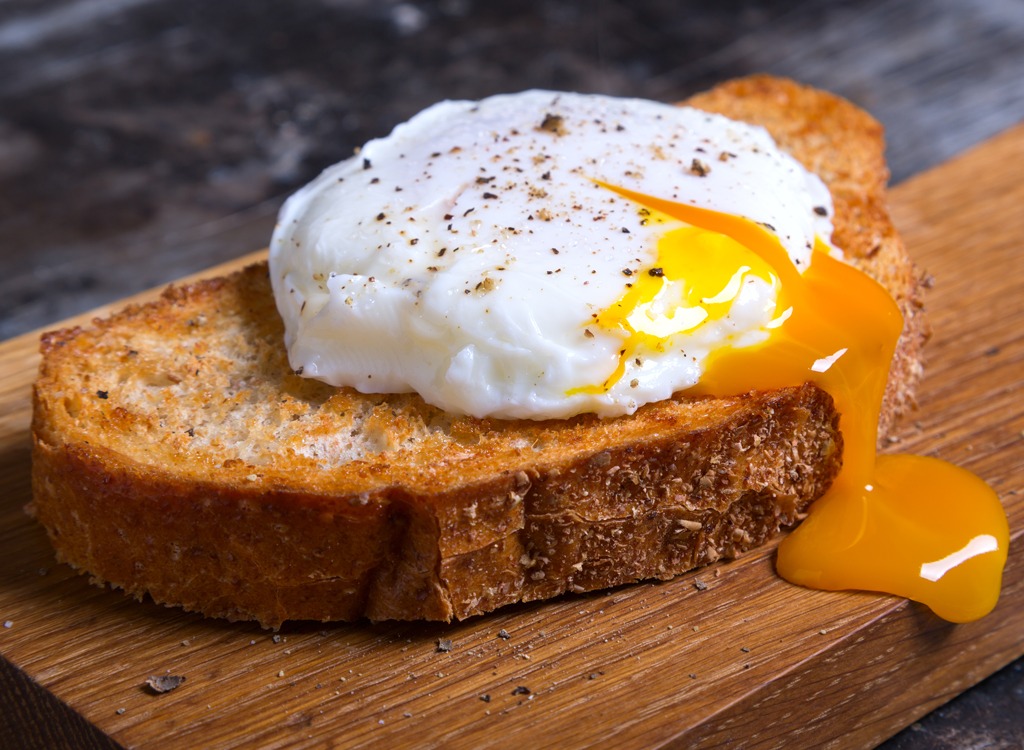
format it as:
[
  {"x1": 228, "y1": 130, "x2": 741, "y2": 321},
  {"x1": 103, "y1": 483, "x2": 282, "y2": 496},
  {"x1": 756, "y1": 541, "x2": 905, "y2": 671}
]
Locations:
[{"x1": 1, "y1": 124, "x2": 1022, "y2": 750}]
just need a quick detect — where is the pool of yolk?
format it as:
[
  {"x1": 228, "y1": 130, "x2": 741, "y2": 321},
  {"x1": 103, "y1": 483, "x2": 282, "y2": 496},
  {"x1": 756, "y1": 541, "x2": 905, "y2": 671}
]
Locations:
[{"x1": 598, "y1": 184, "x2": 1008, "y2": 623}]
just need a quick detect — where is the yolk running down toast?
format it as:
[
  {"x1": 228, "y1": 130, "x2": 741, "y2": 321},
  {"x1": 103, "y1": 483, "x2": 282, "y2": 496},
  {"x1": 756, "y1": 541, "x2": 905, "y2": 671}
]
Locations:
[{"x1": 603, "y1": 183, "x2": 1007, "y2": 622}]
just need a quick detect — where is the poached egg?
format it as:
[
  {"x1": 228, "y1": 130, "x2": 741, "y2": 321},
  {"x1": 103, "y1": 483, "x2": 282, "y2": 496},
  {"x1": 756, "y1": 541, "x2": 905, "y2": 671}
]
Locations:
[
  {"x1": 270, "y1": 91, "x2": 833, "y2": 419},
  {"x1": 269, "y1": 90, "x2": 1008, "y2": 624}
]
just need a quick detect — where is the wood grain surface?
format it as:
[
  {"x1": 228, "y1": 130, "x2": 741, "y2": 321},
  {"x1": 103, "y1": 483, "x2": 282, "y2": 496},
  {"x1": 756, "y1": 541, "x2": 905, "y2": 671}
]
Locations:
[{"x1": 0, "y1": 122, "x2": 1021, "y2": 749}]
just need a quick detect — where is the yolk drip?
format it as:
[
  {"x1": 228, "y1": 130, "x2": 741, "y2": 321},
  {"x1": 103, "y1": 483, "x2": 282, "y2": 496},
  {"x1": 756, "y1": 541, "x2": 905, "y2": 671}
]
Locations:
[{"x1": 596, "y1": 183, "x2": 1009, "y2": 623}]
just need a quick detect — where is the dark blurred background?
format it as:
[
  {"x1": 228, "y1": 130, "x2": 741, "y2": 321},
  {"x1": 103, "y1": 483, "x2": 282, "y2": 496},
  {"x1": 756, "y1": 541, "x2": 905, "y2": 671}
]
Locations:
[
  {"x1": 2, "y1": 0, "x2": 1024, "y2": 340},
  {"x1": 1, "y1": 1, "x2": 1022, "y2": 746}
]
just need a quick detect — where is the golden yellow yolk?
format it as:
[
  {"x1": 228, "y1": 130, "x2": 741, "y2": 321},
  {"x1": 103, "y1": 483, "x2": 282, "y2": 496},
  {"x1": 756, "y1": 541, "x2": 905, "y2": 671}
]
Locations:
[
  {"x1": 580, "y1": 217, "x2": 782, "y2": 393},
  {"x1": 593, "y1": 183, "x2": 1009, "y2": 623}
]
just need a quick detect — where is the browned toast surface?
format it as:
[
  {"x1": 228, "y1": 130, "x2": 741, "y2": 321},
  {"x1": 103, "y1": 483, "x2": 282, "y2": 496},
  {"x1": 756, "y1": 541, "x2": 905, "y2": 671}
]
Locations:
[{"x1": 29, "y1": 76, "x2": 924, "y2": 627}]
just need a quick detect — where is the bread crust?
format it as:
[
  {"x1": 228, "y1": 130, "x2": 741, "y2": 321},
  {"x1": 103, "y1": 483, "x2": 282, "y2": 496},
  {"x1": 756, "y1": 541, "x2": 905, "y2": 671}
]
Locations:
[{"x1": 29, "y1": 76, "x2": 922, "y2": 627}]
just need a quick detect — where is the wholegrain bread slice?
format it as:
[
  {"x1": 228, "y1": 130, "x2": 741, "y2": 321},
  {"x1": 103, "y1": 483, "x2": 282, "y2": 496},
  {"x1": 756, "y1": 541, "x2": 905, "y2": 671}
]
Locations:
[{"x1": 29, "y1": 76, "x2": 927, "y2": 628}]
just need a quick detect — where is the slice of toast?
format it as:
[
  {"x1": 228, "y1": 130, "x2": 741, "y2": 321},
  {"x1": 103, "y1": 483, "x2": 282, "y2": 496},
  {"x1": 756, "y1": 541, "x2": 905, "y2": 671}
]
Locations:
[{"x1": 29, "y1": 76, "x2": 927, "y2": 628}]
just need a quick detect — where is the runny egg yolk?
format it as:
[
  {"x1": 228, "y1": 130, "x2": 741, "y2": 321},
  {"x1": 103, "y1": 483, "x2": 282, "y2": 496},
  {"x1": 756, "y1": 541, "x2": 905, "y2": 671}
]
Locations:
[
  {"x1": 594, "y1": 183, "x2": 1009, "y2": 623},
  {"x1": 580, "y1": 217, "x2": 782, "y2": 393}
]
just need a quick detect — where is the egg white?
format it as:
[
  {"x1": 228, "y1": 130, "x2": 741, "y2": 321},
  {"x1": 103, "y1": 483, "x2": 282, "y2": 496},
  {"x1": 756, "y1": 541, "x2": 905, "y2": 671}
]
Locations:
[{"x1": 269, "y1": 90, "x2": 835, "y2": 419}]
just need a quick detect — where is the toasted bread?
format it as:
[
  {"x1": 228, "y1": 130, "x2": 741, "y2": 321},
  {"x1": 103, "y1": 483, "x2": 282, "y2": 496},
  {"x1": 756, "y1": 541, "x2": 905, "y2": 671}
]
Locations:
[{"x1": 29, "y1": 76, "x2": 926, "y2": 628}]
